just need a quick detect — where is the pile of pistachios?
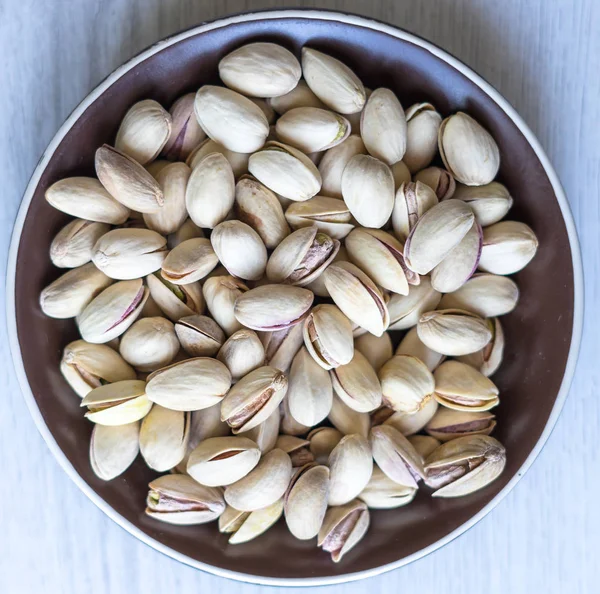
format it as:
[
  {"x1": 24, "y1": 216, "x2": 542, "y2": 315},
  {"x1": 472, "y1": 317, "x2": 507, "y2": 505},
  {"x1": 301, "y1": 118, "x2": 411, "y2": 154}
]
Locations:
[{"x1": 40, "y1": 42, "x2": 538, "y2": 562}]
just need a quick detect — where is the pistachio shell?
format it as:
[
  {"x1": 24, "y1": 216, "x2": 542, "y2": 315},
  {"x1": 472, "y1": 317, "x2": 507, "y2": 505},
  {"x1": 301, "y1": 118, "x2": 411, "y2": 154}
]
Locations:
[
  {"x1": 341, "y1": 154, "x2": 395, "y2": 228},
  {"x1": 146, "y1": 273, "x2": 204, "y2": 322},
  {"x1": 167, "y1": 218, "x2": 204, "y2": 248},
  {"x1": 81, "y1": 379, "x2": 151, "y2": 426},
  {"x1": 414, "y1": 166, "x2": 456, "y2": 200},
  {"x1": 185, "y1": 152, "x2": 235, "y2": 229},
  {"x1": 318, "y1": 499, "x2": 369, "y2": 562},
  {"x1": 45, "y1": 177, "x2": 130, "y2": 224},
  {"x1": 457, "y1": 317, "x2": 504, "y2": 377},
  {"x1": 358, "y1": 466, "x2": 416, "y2": 509},
  {"x1": 219, "y1": 505, "x2": 249, "y2": 533},
  {"x1": 50, "y1": 219, "x2": 111, "y2": 269},
  {"x1": 360, "y1": 88, "x2": 407, "y2": 165},
  {"x1": 248, "y1": 141, "x2": 322, "y2": 202},
  {"x1": 387, "y1": 276, "x2": 442, "y2": 331},
  {"x1": 203, "y1": 275, "x2": 249, "y2": 336},
  {"x1": 426, "y1": 408, "x2": 496, "y2": 442},
  {"x1": 395, "y1": 326, "x2": 444, "y2": 371},
  {"x1": 384, "y1": 396, "x2": 439, "y2": 436},
  {"x1": 217, "y1": 329, "x2": 265, "y2": 381},
  {"x1": 269, "y1": 80, "x2": 326, "y2": 114},
  {"x1": 301, "y1": 48, "x2": 366, "y2": 114},
  {"x1": 438, "y1": 112, "x2": 500, "y2": 186},
  {"x1": 403, "y1": 103, "x2": 442, "y2": 173},
  {"x1": 146, "y1": 358, "x2": 232, "y2": 411},
  {"x1": 119, "y1": 316, "x2": 179, "y2": 372},
  {"x1": 40, "y1": 263, "x2": 112, "y2": 319},
  {"x1": 280, "y1": 394, "x2": 312, "y2": 436},
  {"x1": 219, "y1": 42, "x2": 301, "y2": 98},
  {"x1": 259, "y1": 323, "x2": 305, "y2": 373},
  {"x1": 408, "y1": 435, "x2": 441, "y2": 459},
  {"x1": 354, "y1": 332, "x2": 393, "y2": 373},
  {"x1": 417, "y1": 309, "x2": 492, "y2": 356},
  {"x1": 228, "y1": 499, "x2": 284, "y2": 544},
  {"x1": 391, "y1": 160, "x2": 411, "y2": 189},
  {"x1": 240, "y1": 408, "x2": 280, "y2": 454},
  {"x1": 285, "y1": 196, "x2": 354, "y2": 239},
  {"x1": 186, "y1": 138, "x2": 249, "y2": 178},
  {"x1": 194, "y1": 85, "x2": 269, "y2": 152},
  {"x1": 328, "y1": 394, "x2": 370, "y2": 437},
  {"x1": 162, "y1": 93, "x2": 206, "y2": 161},
  {"x1": 146, "y1": 474, "x2": 225, "y2": 524},
  {"x1": 234, "y1": 285, "x2": 314, "y2": 332},
  {"x1": 318, "y1": 135, "x2": 366, "y2": 198},
  {"x1": 90, "y1": 422, "x2": 140, "y2": 480},
  {"x1": 330, "y1": 350, "x2": 382, "y2": 413},
  {"x1": 308, "y1": 427, "x2": 343, "y2": 465},
  {"x1": 478, "y1": 221, "x2": 539, "y2": 275},
  {"x1": 224, "y1": 448, "x2": 292, "y2": 511},
  {"x1": 392, "y1": 181, "x2": 439, "y2": 240},
  {"x1": 453, "y1": 182, "x2": 513, "y2": 227},
  {"x1": 161, "y1": 238, "x2": 218, "y2": 285},
  {"x1": 328, "y1": 435, "x2": 373, "y2": 506}
]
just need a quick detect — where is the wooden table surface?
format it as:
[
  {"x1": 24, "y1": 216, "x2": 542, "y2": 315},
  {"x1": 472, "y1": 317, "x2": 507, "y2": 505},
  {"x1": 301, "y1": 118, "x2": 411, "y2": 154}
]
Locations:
[{"x1": 1, "y1": 1, "x2": 598, "y2": 593}]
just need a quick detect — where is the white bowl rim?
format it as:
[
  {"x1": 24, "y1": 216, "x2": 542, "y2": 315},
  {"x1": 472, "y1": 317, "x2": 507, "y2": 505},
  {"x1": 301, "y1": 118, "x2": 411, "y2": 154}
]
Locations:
[{"x1": 6, "y1": 8, "x2": 584, "y2": 587}]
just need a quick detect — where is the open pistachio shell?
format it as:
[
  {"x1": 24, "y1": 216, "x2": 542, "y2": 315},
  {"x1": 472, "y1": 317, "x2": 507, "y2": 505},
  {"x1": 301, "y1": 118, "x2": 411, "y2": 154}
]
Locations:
[
  {"x1": 383, "y1": 396, "x2": 439, "y2": 436},
  {"x1": 426, "y1": 408, "x2": 496, "y2": 442},
  {"x1": 162, "y1": 93, "x2": 206, "y2": 161},
  {"x1": 453, "y1": 181, "x2": 513, "y2": 227},
  {"x1": 259, "y1": 323, "x2": 305, "y2": 373},
  {"x1": 146, "y1": 272, "x2": 204, "y2": 322},
  {"x1": 285, "y1": 195, "x2": 354, "y2": 239},
  {"x1": 81, "y1": 379, "x2": 151, "y2": 426},
  {"x1": 392, "y1": 181, "x2": 439, "y2": 241},
  {"x1": 403, "y1": 102, "x2": 442, "y2": 173},
  {"x1": 202, "y1": 275, "x2": 249, "y2": 336},
  {"x1": 330, "y1": 350, "x2": 382, "y2": 413},
  {"x1": 275, "y1": 435, "x2": 313, "y2": 467},
  {"x1": 457, "y1": 317, "x2": 504, "y2": 377},
  {"x1": 241, "y1": 408, "x2": 280, "y2": 454},
  {"x1": 387, "y1": 276, "x2": 442, "y2": 331},
  {"x1": 414, "y1": 166, "x2": 456, "y2": 200},
  {"x1": 308, "y1": 427, "x2": 343, "y2": 465},
  {"x1": 478, "y1": 221, "x2": 539, "y2": 275},
  {"x1": 161, "y1": 238, "x2": 218, "y2": 285},
  {"x1": 228, "y1": 498, "x2": 284, "y2": 544},
  {"x1": 359, "y1": 466, "x2": 416, "y2": 509},
  {"x1": 318, "y1": 499, "x2": 370, "y2": 562},
  {"x1": 50, "y1": 219, "x2": 111, "y2": 269},
  {"x1": 175, "y1": 315, "x2": 226, "y2": 357},
  {"x1": 318, "y1": 135, "x2": 366, "y2": 198}
]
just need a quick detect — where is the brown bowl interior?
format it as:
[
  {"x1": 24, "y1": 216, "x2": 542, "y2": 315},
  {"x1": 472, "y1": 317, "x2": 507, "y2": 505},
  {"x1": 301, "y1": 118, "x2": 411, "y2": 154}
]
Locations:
[{"x1": 15, "y1": 16, "x2": 574, "y2": 580}]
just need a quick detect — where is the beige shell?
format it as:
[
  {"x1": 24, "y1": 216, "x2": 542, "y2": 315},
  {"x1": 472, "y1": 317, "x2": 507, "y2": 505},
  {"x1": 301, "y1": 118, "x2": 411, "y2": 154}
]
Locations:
[
  {"x1": 240, "y1": 408, "x2": 280, "y2": 454},
  {"x1": 81, "y1": 380, "x2": 151, "y2": 426},
  {"x1": 167, "y1": 218, "x2": 204, "y2": 249},
  {"x1": 146, "y1": 273, "x2": 204, "y2": 322},
  {"x1": 425, "y1": 408, "x2": 496, "y2": 442},
  {"x1": 387, "y1": 276, "x2": 442, "y2": 331},
  {"x1": 328, "y1": 394, "x2": 370, "y2": 438},
  {"x1": 330, "y1": 350, "x2": 382, "y2": 413},
  {"x1": 359, "y1": 466, "x2": 416, "y2": 509},
  {"x1": 50, "y1": 219, "x2": 110, "y2": 269},
  {"x1": 318, "y1": 135, "x2": 366, "y2": 198},
  {"x1": 408, "y1": 435, "x2": 441, "y2": 459},
  {"x1": 453, "y1": 182, "x2": 513, "y2": 227},
  {"x1": 308, "y1": 427, "x2": 343, "y2": 465},
  {"x1": 202, "y1": 275, "x2": 249, "y2": 336},
  {"x1": 318, "y1": 499, "x2": 370, "y2": 562},
  {"x1": 269, "y1": 80, "x2": 326, "y2": 114},
  {"x1": 392, "y1": 181, "x2": 439, "y2": 240},
  {"x1": 413, "y1": 166, "x2": 456, "y2": 200},
  {"x1": 403, "y1": 103, "x2": 442, "y2": 173},
  {"x1": 161, "y1": 238, "x2": 218, "y2": 285},
  {"x1": 186, "y1": 138, "x2": 249, "y2": 178},
  {"x1": 217, "y1": 329, "x2": 265, "y2": 382},
  {"x1": 280, "y1": 393, "x2": 312, "y2": 436},
  {"x1": 162, "y1": 93, "x2": 207, "y2": 161},
  {"x1": 90, "y1": 422, "x2": 140, "y2": 480},
  {"x1": 395, "y1": 326, "x2": 444, "y2": 371},
  {"x1": 457, "y1": 317, "x2": 504, "y2": 377},
  {"x1": 259, "y1": 323, "x2": 305, "y2": 373},
  {"x1": 354, "y1": 332, "x2": 393, "y2": 373},
  {"x1": 227, "y1": 499, "x2": 284, "y2": 544},
  {"x1": 391, "y1": 160, "x2": 411, "y2": 190},
  {"x1": 478, "y1": 221, "x2": 539, "y2": 275},
  {"x1": 383, "y1": 396, "x2": 439, "y2": 436},
  {"x1": 285, "y1": 195, "x2": 354, "y2": 239},
  {"x1": 328, "y1": 434, "x2": 373, "y2": 506}
]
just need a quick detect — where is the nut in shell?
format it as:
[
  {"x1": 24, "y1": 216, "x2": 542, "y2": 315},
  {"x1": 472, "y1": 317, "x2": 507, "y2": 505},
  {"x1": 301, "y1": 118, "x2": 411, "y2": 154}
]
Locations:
[
  {"x1": 217, "y1": 329, "x2": 265, "y2": 381},
  {"x1": 328, "y1": 434, "x2": 373, "y2": 506},
  {"x1": 359, "y1": 466, "x2": 416, "y2": 509},
  {"x1": 203, "y1": 275, "x2": 249, "y2": 336},
  {"x1": 90, "y1": 422, "x2": 140, "y2": 480},
  {"x1": 285, "y1": 195, "x2": 354, "y2": 239},
  {"x1": 146, "y1": 272, "x2": 204, "y2": 322},
  {"x1": 318, "y1": 135, "x2": 366, "y2": 198},
  {"x1": 387, "y1": 276, "x2": 441, "y2": 331},
  {"x1": 457, "y1": 317, "x2": 504, "y2": 377},
  {"x1": 259, "y1": 322, "x2": 304, "y2": 373},
  {"x1": 395, "y1": 326, "x2": 444, "y2": 372},
  {"x1": 330, "y1": 350, "x2": 382, "y2": 413},
  {"x1": 426, "y1": 408, "x2": 496, "y2": 442},
  {"x1": 161, "y1": 238, "x2": 218, "y2": 285},
  {"x1": 478, "y1": 221, "x2": 539, "y2": 275},
  {"x1": 175, "y1": 315, "x2": 225, "y2": 357},
  {"x1": 403, "y1": 102, "x2": 442, "y2": 173},
  {"x1": 50, "y1": 219, "x2": 110, "y2": 269},
  {"x1": 81, "y1": 379, "x2": 151, "y2": 426},
  {"x1": 453, "y1": 181, "x2": 513, "y2": 227},
  {"x1": 162, "y1": 93, "x2": 206, "y2": 161},
  {"x1": 392, "y1": 181, "x2": 439, "y2": 241},
  {"x1": 413, "y1": 166, "x2": 456, "y2": 200}
]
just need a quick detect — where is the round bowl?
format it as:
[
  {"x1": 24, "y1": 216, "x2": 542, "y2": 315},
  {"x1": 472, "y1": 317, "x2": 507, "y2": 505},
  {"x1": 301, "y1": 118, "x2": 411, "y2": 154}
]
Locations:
[{"x1": 7, "y1": 9, "x2": 583, "y2": 587}]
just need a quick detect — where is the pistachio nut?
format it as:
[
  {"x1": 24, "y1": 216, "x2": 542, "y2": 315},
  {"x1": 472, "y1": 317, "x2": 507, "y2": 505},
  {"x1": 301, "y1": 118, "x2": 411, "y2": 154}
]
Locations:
[
  {"x1": 114, "y1": 100, "x2": 172, "y2": 164},
  {"x1": 119, "y1": 316, "x2": 179, "y2": 372},
  {"x1": 146, "y1": 358, "x2": 232, "y2": 411},
  {"x1": 280, "y1": 394, "x2": 312, "y2": 436},
  {"x1": 341, "y1": 154, "x2": 395, "y2": 228},
  {"x1": 323, "y1": 262, "x2": 389, "y2": 337},
  {"x1": 235, "y1": 176, "x2": 290, "y2": 249},
  {"x1": 379, "y1": 354, "x2": 435, "y2": 414},
  {"x1": 211, "y1": 220, "x2": 267, "y2": 281},
  {"x1": 370, "y1": 424, "x2": 425, "y2": 488},
  {"x1": 395, "y1": 326, "x2": 444, "y2": 371},
  {"x1": 383, "y1": 396, "x2": 439, "y2": 436},
  {"x1": 453, "y1": 181, "x2": 513, "y2": 227},
  {"x1": 360, "y1": 88, "x2": 407, "y2": 165},
  {"x1": 391, "y1": 160, "x2": 411, "y2": 189},
  {"x1": 359, "y1": 466, "x2": 416, "y2": 509},
  {"x1": 186, "y1": 138, "x2": 249, "y2": 178},
  {"x1": 224, "y1": 448, "x2": 293, "y2": 512},
  {"x1": 308, "y1": 427, "x2": 343, "y2": 465},
  {"x1": 425, "y1": 435, "x2": 506, "y2": 497},
  {"x1": 266, "y1": 226, "x2": 339, "y2": 286},
  {"x1": 318, "y1": 135, "x2": 366, "y2": 199},
  {"x1": 433, "y1": 360, "x2": 500, "y2": 412},
  {"x1": 78, "y1": 279, "x2": 148, "y2": 343},
  {"x1": 403, "y1": 103, "x2": 442, "y2": 173},
  {"x1": 187, "y1": 436, "x2": 261, "y2": 487},
  {"x1": 478, "y1": 221, "x2": 539, "y2": 275},
  {"x1": 81, "y1": 379, "x2": 151, "y2": 425},
  {"x1": 387, "y1": 276, "x2": 442, "y2": 331},
  {"x1": 219, "y1": 505, "x2": 250, "y2": 534},
  {"x1": 276, "y1": 106, "x2": 350, "y2": 153},
  {"x1": 226, "y1": 499, "x2": 284, "y2": 544},
  {"x1": 90, "y1": 422, "x2": 140, "y2": 480},
  {"x1": 194, "y1": 85, "x2": 269, "y2": 152},
  {"x1": 40, "y1": 262, "x2": 112, "y2": 319},
  {"x1": 426, "y1": 408, "x2": 496, "y2": 442},
  {"x1": 248, "y1": 141, "x2": 322, "y2": 201},
  {"x1": 221, "y1": 366, "x2": 288, "y2": 433},
  {"x1": 329, "y1": 394, "x2": 370, "y2": 437},
  {"x1": 268, "y1": 79, "x2": 326, "y2": 114},
  {"x1": 457, "y1": 317, "x2": 504, "y2": 377},
  {"x1": 328, "y1": 434, "x2": 373, "y2": 506},
  {"x1": 217, "y1": 329, "x2": 265, "y2": 381},
  {"x1": 162, "y1": 93, "x2": 207, "y2": 161},
  {"x1": 284, "y1": 463, "x2": 330, "y2": 539},
  {"x1": 139, "y1": 405, "x2": 190, "y2": 471},
  {"x1": 417, "y1": 308, "x2": 492, "y2": 356},
  {"x1": 161, "y1": 238, "x2": 218, "y2": 285},
  {"x1": 413, "y1": 166, "x2": 456, "y2": 200},
  {"x1": 259, "y1": 322, "x2": 304, "y2": 373},
  {"x1": 287, "y1": 347, "x2": 333, "y2": 426},
  {"x1": 369, "y1": 405, "x2": 395, "y2": 427},
  {"x1": 275, "y1": 434, "x2": 314, "y2": 466},
  {"x1": 146, "y1": 272, "x2": 204, "y2": 322},
  {"x1": 392, "y1": 181, "x2": 439, "y2": 240},
  {"x1": 354, "y1": 332, "x2": 392, "y2": 373},
  {"x1": 403, "y1": 199, "x2": 475, "y2": 274},
  {"x1": 302, "y1": 48, "x2": 366, "y2": 114},
  {"x1": 91, "y1": 228, "x2": 167, "y2": 280},
  {"x1": 241, "y1": 408, "x2": 280, "y2": 454},
  {"x1": 438, "y1": 112, "x2": 500, "y2": 186},
  {"x1": 95, "y1": 144, "x2": 164, "y2": 213},
  {"x1": 143, "y1": 162, "x2": 191, "y2": 235},
  {"x1": 61, "y1": 339, "x2": 136, "y2": 397},
  {"x1": 219, "y1": 42, "x2": 301, "y2": 98},
  {"x1": 303, "y1": 304, "x2": 354, "y2": 370},
  {"x1": 346, "y1": 228, "x2": 417, "y2": 295},
  {"x1": 439, "y1": 273, "x2": 519, "y2": 318},
  {"x1": 408, "y1": 435, "x2": 441, "y2": 459},
  {"x1": 330, "y1": 350, "x2": 382, "y2": 413},
  {"x1": 304, "y1": 244, "x2": 348, "y2": 297},
  {"x1": 285, "y1": 195, "x2": 354, "y2": 239},
  {"x1": 45, "y1": 177, "x2": 130, "y2": 224},
  {"x1": 185, "y1": 152, "x2": 235, "y2": 229},
  {"x1": 318, "y1": 499, "x2": 370, "y2": 563},
  {"x1": 234, "y1": 284, "x2": 314, "y2": 332},
  {"x1": 50, "y1": 219, "x2": 110, "y2": 269},
  {"x1": 168, "y1": 218, "x2": 204, "y2": 249},
  {"x1": 430, "y1": 221, "x2": 483, "y2": 293},
  {"x1": 145, "y1": 474, "x2": 225, "y2": 524},
  {"x1": 203, "y1": 275, "x2": 249, "y2": 336}
]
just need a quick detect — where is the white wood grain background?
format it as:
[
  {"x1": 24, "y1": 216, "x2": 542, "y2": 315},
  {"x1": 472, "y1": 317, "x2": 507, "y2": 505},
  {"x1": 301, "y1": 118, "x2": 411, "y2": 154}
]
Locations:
[{"x1": 0, "y1": 1, "x2": 598, "y2": 593}]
